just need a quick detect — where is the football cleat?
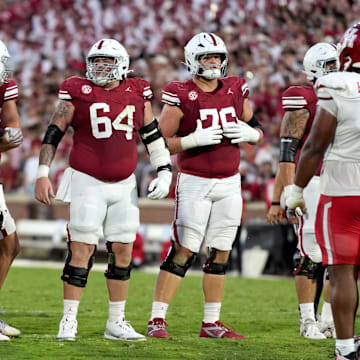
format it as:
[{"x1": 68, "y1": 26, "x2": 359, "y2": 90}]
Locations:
[
  {"x1": 104, "y1": 319, "x2": 146, "y2": 341},
  {"x1": 317, "y1": 316, "x2": 336, "y2": 338},
  {"x1": 200, "y1": 321, "x2": 245, "y2": 339},
  {"x1": 56, "y1": 317, "x2": 77, "y2": 341},
  {"x1": 0, "y1": 319, "x2": 20, "y2": 337},
  {"x1": 0, "y1": 333, "x2": 10, "y2": 341},
  {"x1": 300, "y1": 319, "x2": 326, "y2": 339},
  {"x1": 147, "y1": 318, "x2": 169, "y2": 338}
]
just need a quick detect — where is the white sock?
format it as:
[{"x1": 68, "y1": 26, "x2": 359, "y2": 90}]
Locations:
[
  {"x1": 109, "y1": 300, "x2": 126, "y2": 321},
  {"x1": 321, "y1": 301, "x2": 333, "y2": 322},
  {"x1": 203, "y1": 302, "x2": 221, "y2": 323},
  {"x1": 63, "y1": 299, "x2": 79, "y2": 321},
  {"x1": 336, "y1": 338, "x2": 355, "y2": 356},
  {"x1": 299, "y1": 302, "x2": 315, "y2": 322},
  {"x1": 150, "y1": 301, "x2": 169, "y2": 320}
]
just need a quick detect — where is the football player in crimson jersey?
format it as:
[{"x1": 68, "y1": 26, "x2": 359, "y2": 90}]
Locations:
[
  {"x1": 0, "y1": 40, "x2": 23, "y2": 342},
  {"x1": 146, "y1": 32, "x2": 264, "y2": 339},
  {"x1": 34, "y1": 39, "x2": 172, "y2": 342},
  {"x1": 287, "y1": 23, "x2": 360, "y2": 360},
  {"x1": 267, "y1": 43, "x2": 337, "y2": 340}
]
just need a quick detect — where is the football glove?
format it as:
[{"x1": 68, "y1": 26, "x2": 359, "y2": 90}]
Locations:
[
  {"x1": 3, "y1": 127, "x2": 23, "y2": 146},
  {"x1": 181, "y1": 119, "x2": 223, "y2": 150},
  {"x1": 284, "y1": 184, "x2": 305, "y2": 218},
  {"x1": 223, "y1": 121, "x2": 260, "y2": 144},
  {"x1": 147, "y1": 170, "x2": 172, "y2": 200}
]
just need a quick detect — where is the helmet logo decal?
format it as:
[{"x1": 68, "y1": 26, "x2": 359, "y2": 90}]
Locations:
[
  {"x1": 97, "y1": 40, "x2": 104, "y2": 50},
  {"x1": 188, "y1": 90, "x2": 198, "y2": 101},
  {"x1": 81, "y1": 85, "x2": 92, "y2": 94},
  {"x1": 209, "y1": 33, "x2": 217, "y2": 46},
  {"x1": 342, "y1": 27, "x2": 358, "y2": 49}
]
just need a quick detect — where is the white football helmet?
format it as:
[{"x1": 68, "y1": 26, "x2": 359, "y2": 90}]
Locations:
[
  {"x1": 0, "y1": 40, "x2": 11, "y2": 86},
  {"x1": 86, "y1": 39, "x2": 130, "y2": 86},
  {"x1": 303, "y1": 42, "x2": 337, "y2": 81},
  {"x1": 184, "y1": 32, "x2": 228, "y2": 80}
]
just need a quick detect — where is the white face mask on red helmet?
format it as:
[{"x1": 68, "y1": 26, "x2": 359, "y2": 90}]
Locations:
[
  {"x1": 337, "y1": 22, "x2": 360, "y2": 72},
  {"x1": 0, "y1": 40, "x2": 11, "y2": 86},
  {"x1": 184, "y1": 32, "x2": 228, "y2": 80},
  {"x1": 86, "y1": 39, "x2": 130, "y2": 86},
  {"x1": 303, "y1": 42, "x2": 337, "y2": 81}
]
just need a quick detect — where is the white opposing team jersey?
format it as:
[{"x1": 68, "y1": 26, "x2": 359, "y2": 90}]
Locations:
[{"x1": 315, "y1": 71, "x2": 360, "y2": 196}]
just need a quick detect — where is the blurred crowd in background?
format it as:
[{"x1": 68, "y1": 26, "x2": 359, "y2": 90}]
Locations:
[{"x1": 0, "y1": 0, "x2": 358, "y2": 203}]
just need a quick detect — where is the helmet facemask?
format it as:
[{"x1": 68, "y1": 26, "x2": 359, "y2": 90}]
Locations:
[
  {"x1": 0, "y1": 54, "x2": 11, "y2": 86},
  {"x1": 313, "y1": 57, "x2": 337, "y2": 77},
  {"x1": 196, "y1": 53, "x2": 228, "y2": 80},
  {"x1": 86, "y1": 56, "x2": 127, "y2": 87}
]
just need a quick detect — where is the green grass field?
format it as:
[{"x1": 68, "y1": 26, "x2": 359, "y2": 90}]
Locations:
[{"x1": 0, "y1": 266, "x2": 357, "y2": 360}]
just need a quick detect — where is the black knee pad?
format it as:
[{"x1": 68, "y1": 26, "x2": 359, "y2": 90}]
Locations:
[
  {"x1": 160, "y1": 241, "x2": 196, "y2": 278},
  {"x1": 104, "y1": 242, "x2": 132, "y2": 280},
  {"x1": 203, "y1": 248, "x2": 228, "y2": 275},
  {"x1": 61, "y1": 244, "x2": 96, "y2": 288},
  {"x1": 293, "y1": 256, "x2": 321, "y2": 279},
  {"x1": 61, "y1": 264, "x2": 89, "y2": 287}
]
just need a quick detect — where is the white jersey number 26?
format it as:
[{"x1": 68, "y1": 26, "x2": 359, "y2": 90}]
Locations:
[
  {"x1": 199, "y1": 106, "x2": 238, "y2": 127},
  {"x1": 90, "y1": 103, "x2": 135, "y2": 140}
]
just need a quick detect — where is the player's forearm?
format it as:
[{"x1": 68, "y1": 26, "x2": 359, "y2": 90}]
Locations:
[
  {"x1": 0, "y1": 142, "x2": 18, "y2": 152},
  {"x1": 279, "y1": 162, "x2": 295, "y2": 187},
  {"x1": 271, "y1": 168, "x2": 283, "y2": 202},
  {"x1": 39, "y1": 144, "x2": 56, "y2": 166},
  {"x1": 166, "y1": 137, "x2": 185, "y2": 155}
]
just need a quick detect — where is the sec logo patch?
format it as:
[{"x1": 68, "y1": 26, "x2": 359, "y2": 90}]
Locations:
[
  {"x1": 188, "y1": 90, "x2": 198, "y2": 101},
  {"x1": 81, "y1": 85, "x2": 92, "y2": 94}
]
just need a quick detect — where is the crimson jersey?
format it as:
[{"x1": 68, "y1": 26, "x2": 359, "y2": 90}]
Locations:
[
  {"x1": 162, "y1": 76, "x2": 249, "y2": 178},
  {"x1": 0, "y1": 80, "x2": 18, "y2": 108},
  {"x1": 281, "y1": 86, "x2": 322, "y2": 176},
  {"x1": 58, "y1": 77, "x2": 152, "y2": 182}
]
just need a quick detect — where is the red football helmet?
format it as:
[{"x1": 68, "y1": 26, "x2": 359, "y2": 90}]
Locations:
[{"x1": 337, "y1": 22, "x2": 360, "y2": 71}]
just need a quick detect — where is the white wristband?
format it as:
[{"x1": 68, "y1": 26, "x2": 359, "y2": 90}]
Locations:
[{"x1": 36, "y1": 165, "x2": 50, "y2": 179}]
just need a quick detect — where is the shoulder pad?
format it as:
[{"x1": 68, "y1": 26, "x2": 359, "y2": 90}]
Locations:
[
  {"x1": 316, "y1": 72, "x2": 360, "y2": 98},
  {"x1": 282, "y1": 86, "x2": 315, "y2": 111},
  {"x1": 58, "y1": 76, "x2": 90, "y2": 101},
  {"x1": 162, "y1": 81, "x2": 186, "y2": 106},
  {"x1": 3, "y1": 80, "x2": 18, "y2": 101},
  {"x1": 125, "y1": 78, "x2": 153, "y2": 100},
  {"x1": 222, "y1": 76, "x2": 249, "y2": 97}
]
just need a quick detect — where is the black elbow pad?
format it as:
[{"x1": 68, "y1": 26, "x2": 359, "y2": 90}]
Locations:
[
  {"x1": 42, "y1": 124, "x2": 65, "y2": 148},
  {"x1": 279, "y1": 137, "x2": 301, "y2": 163}
]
